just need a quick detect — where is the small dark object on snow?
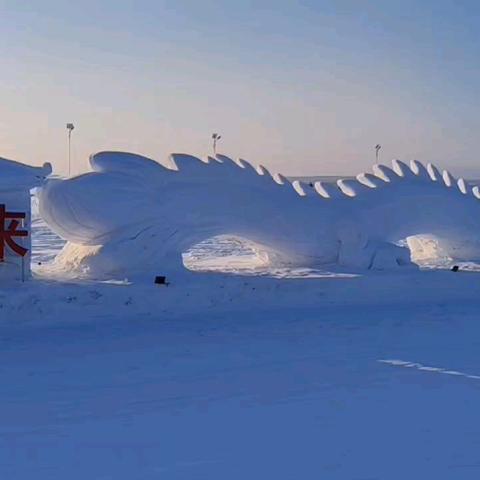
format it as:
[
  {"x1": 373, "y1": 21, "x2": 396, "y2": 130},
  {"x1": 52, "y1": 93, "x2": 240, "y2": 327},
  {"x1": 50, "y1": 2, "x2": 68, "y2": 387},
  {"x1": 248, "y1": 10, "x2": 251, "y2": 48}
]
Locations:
[
  {"x1": 451, "y1": 265, "x2": 459, "y2": 272},
  {"x1": 154, "y1": 275, "x2": 169, "y2": 286}
]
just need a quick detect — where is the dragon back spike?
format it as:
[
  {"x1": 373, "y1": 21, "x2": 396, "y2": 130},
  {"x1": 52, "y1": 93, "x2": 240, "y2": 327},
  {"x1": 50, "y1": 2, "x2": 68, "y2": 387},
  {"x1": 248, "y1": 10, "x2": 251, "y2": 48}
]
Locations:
[
  {"x1": 409, "y1": 160, "x2": 430, "y2": 179},
  {"x1": 314, "y1": 181, "x2": 343, "y2": 199},
  {"x1": 427, "y1": 163, "x2": 441, "y2": 181},
  {"x1": 170, "y1": 153, "x2": 208, "y2": 172},
  {"x1": 373, "y1": 164, "x2": 397, "y2": 183},
  {"x1": 457, "y1": 178, "x2": 468, "y2": 195},
  {"x1": 392, "y1": 159, "x2": 416, "y2": 178},
  {"x1": 273, "y1": 173, "x2": 289, "y2": 185},
  {"x1": 356, "y1": 173, "x2": 381, "y2": 188},
  {"x1": 442, "y1": 170, "x2": 455, "y2": 187},
  {"x1": 237, "y1": 158, "x2": 258, "y2": 172},
  {"x1": 292, "y1": 180, "x2": 307, "y2": 196}
]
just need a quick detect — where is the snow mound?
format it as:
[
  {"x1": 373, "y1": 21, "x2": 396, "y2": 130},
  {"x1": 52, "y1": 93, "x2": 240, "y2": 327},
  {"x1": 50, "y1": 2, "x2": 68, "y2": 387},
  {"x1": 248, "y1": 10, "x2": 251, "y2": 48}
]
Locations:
[{"x1": 0, "y1": 157, "x2": 51, "y2": 190}]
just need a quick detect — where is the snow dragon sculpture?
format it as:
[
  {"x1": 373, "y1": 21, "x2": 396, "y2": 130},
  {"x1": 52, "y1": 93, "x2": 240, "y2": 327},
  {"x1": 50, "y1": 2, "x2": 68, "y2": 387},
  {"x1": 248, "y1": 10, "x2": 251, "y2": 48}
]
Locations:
[{"x1": 38, "y1": 151, "x2": 480, "y2": 279}]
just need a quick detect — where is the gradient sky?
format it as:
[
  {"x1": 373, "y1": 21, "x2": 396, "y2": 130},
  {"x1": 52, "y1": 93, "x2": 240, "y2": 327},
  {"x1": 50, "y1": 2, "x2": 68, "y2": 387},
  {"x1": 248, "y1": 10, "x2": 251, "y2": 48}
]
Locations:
[{"x1": 1, "y1": 0, "x2": 479, "y2": 176}]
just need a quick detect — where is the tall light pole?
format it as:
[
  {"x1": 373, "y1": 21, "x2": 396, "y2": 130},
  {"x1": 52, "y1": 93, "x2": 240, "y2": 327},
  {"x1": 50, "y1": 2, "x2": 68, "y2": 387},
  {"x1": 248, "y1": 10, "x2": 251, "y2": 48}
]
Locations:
[
  {"x1": 212, "y1": 133, "x2": 221, "y2": 156},
  {"x1": 375, "y1": 144, "x2": 381, "y2": 163},
  {"x1": 66, "y1": 123, "x2": 75, "y2": 176}
]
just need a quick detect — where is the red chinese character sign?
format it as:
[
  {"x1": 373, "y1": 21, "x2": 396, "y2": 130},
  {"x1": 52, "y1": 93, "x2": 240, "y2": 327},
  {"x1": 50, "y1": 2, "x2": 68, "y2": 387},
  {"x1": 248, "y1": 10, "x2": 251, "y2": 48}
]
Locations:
[
  {"x1": 0, "y1": 204, "x2": 28, "y2": 261},
  {"x1": 0, "y1": 156, "x2": 51, "y2": 282}
]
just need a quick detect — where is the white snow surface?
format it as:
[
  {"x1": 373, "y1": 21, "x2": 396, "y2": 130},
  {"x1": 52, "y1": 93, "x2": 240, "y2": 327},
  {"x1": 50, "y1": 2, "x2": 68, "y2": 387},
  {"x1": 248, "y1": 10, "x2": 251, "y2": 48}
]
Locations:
[
  {"x1": 1, "y1": 215, "x2": 480, "y2": 478},
  {"x1": 0, "y1": 156, "x2": 51, "y2": 190}
]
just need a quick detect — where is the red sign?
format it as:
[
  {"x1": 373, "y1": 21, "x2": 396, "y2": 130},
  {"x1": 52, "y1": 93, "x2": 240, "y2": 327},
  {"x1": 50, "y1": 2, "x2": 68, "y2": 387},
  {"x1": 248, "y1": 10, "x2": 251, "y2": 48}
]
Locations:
[{"x1": 0, "y1": 204, "x2": 28, "y2": 261}]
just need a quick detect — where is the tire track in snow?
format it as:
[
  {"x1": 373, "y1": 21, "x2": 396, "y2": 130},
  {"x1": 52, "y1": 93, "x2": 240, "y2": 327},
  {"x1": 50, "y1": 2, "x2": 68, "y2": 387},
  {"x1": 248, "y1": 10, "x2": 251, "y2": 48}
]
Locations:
[{"x1": 378, "y1": 359, "x2": 480, "y2": 380}]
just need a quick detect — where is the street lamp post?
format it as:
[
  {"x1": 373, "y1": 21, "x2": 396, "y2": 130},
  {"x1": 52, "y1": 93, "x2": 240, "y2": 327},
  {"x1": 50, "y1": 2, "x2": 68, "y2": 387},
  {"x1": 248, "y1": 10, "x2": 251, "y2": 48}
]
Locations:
[
  {"x1": 375, "y1": 144, "x2": 381, "y2": 163},
  {"x1": 212, "y1": 133, "x2": 221, "y2": 156},
  {"x1": 66, "y1": 123, "x2": 75, "y2": 176}
]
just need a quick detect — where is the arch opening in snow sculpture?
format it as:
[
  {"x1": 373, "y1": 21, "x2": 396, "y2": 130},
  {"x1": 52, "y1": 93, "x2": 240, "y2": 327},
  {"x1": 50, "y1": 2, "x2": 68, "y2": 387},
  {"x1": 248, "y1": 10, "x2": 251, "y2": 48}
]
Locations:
[{"x1": 38, "y1": 151, "x2": 480, "y2": 279}]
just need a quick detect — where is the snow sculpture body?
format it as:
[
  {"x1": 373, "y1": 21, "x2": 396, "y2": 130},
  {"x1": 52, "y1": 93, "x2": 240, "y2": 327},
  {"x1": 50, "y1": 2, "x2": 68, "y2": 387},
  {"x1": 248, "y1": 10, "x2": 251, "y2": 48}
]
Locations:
[
  {"x1": 0, "y1": 157, "x2": 51, "y2": 281},
  {"x1": 38, "y1": 151, "x2": 480, "y2": 278}
]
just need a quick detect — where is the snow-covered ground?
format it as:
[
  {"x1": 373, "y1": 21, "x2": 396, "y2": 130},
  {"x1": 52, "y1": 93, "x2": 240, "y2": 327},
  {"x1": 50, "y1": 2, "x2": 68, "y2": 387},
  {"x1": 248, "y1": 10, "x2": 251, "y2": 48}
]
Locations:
[{"x1": 2, "y1": 218, "x2": 480, "y2": 478}]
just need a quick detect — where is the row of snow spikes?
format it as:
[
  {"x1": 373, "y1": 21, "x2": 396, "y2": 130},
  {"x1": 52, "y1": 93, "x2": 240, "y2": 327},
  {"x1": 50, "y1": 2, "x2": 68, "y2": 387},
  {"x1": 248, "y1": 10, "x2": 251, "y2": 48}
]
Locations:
[
  {"x1": 168, "y1": 153, "x2": 480, "y2": 201},
  {"x1": 289, "y1": 159, "x2": 477, "y2": 199}
]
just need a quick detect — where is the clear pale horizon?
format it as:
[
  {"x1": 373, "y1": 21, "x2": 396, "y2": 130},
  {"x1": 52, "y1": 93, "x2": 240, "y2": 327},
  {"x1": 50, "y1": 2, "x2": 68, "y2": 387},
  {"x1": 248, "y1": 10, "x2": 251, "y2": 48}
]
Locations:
[{"x1": 1, "y1": 0, "x2": 479, "y2": 177}]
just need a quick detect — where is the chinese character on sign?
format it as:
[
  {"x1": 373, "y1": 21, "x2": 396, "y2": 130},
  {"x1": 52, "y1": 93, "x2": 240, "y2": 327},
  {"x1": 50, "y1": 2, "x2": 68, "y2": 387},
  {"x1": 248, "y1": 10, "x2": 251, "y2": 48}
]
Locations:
[{"x1": 0, "y1": 204, "x2": 28, "y2": 261}]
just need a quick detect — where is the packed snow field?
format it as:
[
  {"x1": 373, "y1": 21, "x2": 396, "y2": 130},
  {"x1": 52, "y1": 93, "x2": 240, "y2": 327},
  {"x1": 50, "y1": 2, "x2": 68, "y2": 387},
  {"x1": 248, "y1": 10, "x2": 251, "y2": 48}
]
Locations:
[{"x1": 2, "y1": 217, "x2": 480, "y2": 479}]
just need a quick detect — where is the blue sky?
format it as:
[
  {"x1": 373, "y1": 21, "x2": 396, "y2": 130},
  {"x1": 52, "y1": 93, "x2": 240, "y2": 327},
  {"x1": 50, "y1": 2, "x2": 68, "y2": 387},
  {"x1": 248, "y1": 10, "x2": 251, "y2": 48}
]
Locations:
[{"x1": 1, "y1": 0, "x2": 479, "y2": 176}]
